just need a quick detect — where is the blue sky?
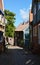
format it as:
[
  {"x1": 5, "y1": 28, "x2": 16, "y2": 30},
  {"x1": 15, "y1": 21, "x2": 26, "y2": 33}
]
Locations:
[{"x1": 4, "y1": 0, "x2": 32, "y2": 27}]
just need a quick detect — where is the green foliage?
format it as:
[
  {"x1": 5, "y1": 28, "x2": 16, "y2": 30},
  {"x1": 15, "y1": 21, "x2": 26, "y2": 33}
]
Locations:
[
  {"x1": 19, "y1": 39, "x2": 24, "y2": 47},
  {"x1": 4, "y1": 10, "x2": 16, "y2": 37}
]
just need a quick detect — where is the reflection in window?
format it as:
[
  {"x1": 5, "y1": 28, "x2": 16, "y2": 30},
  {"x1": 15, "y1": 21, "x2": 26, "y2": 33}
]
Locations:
[
  {"x1": 38, "y1": 2, "x2": 40, "y2": 10},
  {"x1": 33, "y1": 4, "x2": 36, "y2": 15}
]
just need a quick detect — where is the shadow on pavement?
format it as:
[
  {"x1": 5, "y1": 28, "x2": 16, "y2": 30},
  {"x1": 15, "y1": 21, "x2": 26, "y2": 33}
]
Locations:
[{"x1": 0, "y1": 46, "x2": 40, "y2": 65}]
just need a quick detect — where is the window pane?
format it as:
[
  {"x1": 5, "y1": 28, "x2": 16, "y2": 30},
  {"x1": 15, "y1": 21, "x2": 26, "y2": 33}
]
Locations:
[
  {"x1": 38, "y1": 2, "x2": 40, "y2": 10},
  {"x1": 33, "y1": 4, "x2": 36, "y2": 15}
]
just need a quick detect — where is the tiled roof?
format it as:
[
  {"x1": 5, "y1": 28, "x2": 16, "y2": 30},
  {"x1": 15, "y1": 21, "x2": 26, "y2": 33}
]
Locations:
[
  {"x1": 0, "y1": 0, "x2": 3, "y2": 11},
  {"x1": 15, "y1": 22, "x2": 29, "y2": 31}
]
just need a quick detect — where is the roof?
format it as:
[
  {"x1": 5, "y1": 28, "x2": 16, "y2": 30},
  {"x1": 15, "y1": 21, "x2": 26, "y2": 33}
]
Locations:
[
  {"x1": 0, "y1": 0, "x2": 3, "y2": 11},
  {"x1": 15, "y1": 22, "x2": 29, "y2": 31}
]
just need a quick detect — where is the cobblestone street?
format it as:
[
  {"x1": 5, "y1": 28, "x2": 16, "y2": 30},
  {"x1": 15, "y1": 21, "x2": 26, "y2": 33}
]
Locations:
[{"x1": 0, "y1": 45, "x2": 40, "y2": 65}]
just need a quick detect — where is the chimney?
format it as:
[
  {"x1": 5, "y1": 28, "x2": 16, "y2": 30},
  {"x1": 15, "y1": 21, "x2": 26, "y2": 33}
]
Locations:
[{"x1": 29, "y1": 10, "x2": 33, "y2": 23}]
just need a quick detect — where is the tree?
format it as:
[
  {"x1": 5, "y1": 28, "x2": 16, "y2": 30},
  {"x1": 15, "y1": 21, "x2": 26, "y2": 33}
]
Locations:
[{"x1": 4, "y1": 10, "x2": 16, "y2": 37}]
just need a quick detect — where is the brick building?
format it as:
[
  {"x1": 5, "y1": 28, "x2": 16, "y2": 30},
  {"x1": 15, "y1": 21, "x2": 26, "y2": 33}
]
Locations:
[{"x1": 29, "y1": 0, "x2": 40, "y2": 53}]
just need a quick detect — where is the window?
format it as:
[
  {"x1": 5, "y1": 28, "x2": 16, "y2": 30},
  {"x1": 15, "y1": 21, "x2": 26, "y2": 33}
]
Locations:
[
  {"x1": 38, "y1": 2, "x2": 40, "y2": 10},
  {"x1": 33, "y1": 4, "x2": 36, "y2": 15}
]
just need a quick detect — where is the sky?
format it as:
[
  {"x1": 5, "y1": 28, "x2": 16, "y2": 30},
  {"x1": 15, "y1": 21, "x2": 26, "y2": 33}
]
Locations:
[{"x1": 4, "y1": 0, "x2": 32, "y2": 27}]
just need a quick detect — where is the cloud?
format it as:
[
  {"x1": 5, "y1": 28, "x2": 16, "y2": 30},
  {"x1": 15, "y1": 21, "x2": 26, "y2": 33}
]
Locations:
[
  {"x1": 29, "y1": 4, "x2": 32, "y2": 10},
  {"x1": 20, "y1": 4, "x2": 32, "y2": 21},
  {"x1": 20, "y1": 9, "x2": 29, "y2": 21}
]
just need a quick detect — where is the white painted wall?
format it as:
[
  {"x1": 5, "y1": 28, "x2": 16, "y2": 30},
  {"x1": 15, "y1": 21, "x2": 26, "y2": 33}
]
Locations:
[
  {"x1": 0, "y1": 15, "x2": 2, "y2": 21},
  {"x1": 8, "y1": 37, "x2": 14, "y2": 45}
]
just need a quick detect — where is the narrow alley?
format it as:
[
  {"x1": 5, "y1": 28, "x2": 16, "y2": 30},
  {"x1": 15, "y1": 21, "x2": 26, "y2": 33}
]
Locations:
[{"x1": 0, "y1": 45, "x2": 40, "y2": 65}]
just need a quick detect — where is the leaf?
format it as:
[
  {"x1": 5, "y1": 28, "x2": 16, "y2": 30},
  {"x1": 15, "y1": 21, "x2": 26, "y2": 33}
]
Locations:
[{"x1": 4, "y1": 10, "x2": 16, "y2": 37}]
